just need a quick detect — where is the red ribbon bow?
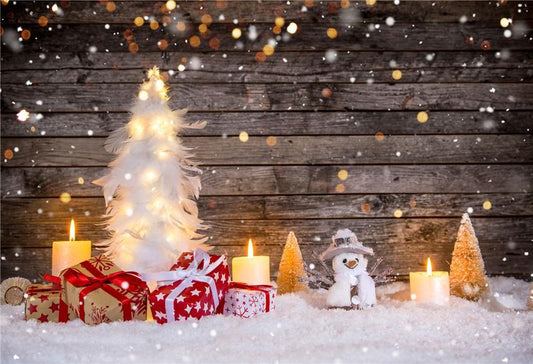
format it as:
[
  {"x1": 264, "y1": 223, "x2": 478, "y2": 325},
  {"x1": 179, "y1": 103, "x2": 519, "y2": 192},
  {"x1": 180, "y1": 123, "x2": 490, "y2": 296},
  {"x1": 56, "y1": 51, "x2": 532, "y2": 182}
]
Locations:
[
  {"x1": 229, "y1": 282, "x2": 274, "y2": 312},
  {"x1": 26, "y1": 274, "x2": 68, "y2": 322},
  {"x1": 63, "y1": 261, "x2": 148, "y2": 323}
]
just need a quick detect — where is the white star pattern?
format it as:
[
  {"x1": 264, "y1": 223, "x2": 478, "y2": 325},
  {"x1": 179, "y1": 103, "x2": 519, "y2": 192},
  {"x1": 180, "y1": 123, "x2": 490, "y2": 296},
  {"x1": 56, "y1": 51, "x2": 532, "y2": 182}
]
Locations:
[
  {"x1": 209, "y1": 305, "x2": 215, "y2": 314},
  {"x1": 204, "y1": 302, "x2": 209, "y2": 312},
  {"x1": 183, "y1": 253, "x2": 192, "y2": 260},
  {"x1": 195, "y1": 302, "x2": 202, "y2": 312},
  {"x1": 155, "y1": 310, "x2": 166, "y2": 321},
  {"x1": 205, "y1": 286, "x2": 210, "y2": 295},
  {"x1": 213, "y1": 272, "x2": 219, "y2": 280},
  {"x1": 221, "y1": 274, "x2": 227, "y2": 283},
  {"x1": 219, "y1": 291, "x2": 223, "y2": 299},
  {"x1": 222, "y1": 258, "x2": 228, "y2": 267},
  {"x1": 155, "y1": 292, "x2": 165, "y2": 301},
  {"x1": 190, "y1": 289, "x2": 201, "y2": 296},
  {"x1": 184, "y1": 305, "x2": 192, "y2": 314},
  {"x1": 176, "y1": 295, "x2": 185, "y2": 303}
]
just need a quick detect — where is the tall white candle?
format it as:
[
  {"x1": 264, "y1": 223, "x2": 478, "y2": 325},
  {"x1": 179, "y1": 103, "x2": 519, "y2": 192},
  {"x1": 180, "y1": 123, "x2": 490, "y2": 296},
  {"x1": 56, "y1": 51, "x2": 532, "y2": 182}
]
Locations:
[
  {"x1": 409, "y1": 258, "x2": 450, "y2": 306},
  {"x1": 51, "y1": 219, "x2": 91, "y2": 276}
]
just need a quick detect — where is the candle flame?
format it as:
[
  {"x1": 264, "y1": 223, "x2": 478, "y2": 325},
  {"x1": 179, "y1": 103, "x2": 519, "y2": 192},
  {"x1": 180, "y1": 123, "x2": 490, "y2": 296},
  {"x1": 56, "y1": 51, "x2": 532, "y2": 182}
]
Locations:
[
  {"x1": 69, "y1": 219, "x2": 76, "y2": 242},
  {"x1": 247, "y1": 239, "x2": 254, "y2": 258},
  {"x1": 427, "y1": 257, "x2": 432, "y2": 276}
]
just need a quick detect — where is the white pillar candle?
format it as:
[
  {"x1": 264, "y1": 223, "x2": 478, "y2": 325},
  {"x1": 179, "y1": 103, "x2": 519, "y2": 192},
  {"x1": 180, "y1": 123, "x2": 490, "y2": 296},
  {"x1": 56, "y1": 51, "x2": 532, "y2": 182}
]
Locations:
[
  {"x1": 232, "y1": 239, "x2": 270, "y2": 285},
  {"x1": 52, "y1": 219, "x2": 92, "y2": 276},
  {"x1": 409, "y1": 258, "x2": 450, "y2": 305}
]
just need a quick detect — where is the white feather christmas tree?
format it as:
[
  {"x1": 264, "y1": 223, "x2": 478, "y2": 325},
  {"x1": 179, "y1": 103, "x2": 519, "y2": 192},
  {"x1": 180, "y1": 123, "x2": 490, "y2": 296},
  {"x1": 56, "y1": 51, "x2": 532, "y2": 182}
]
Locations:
[{"x1": 94, "y1": 67, "x2": 208, "y2": 273}]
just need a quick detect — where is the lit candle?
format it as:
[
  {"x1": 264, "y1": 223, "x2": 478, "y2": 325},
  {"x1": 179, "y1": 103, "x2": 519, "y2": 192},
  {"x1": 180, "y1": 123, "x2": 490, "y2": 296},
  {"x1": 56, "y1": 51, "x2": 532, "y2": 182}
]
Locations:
[
  {"x1": 409, "y1": 257, "x2": 450, "y2": 305},
  {"x1": 231, "y1": 239, "x2": 270, "y2": 285},
  {"x1": 51, "y1": 219, "x2": 92, "y2": 276}
]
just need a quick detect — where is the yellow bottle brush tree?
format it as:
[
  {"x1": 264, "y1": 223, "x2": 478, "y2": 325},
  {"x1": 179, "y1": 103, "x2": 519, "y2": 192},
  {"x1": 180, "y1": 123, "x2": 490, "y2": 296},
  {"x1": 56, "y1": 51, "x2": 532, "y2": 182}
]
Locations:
[{"x1": 277, "y1": 232, "x2": 309, "y2": 294}]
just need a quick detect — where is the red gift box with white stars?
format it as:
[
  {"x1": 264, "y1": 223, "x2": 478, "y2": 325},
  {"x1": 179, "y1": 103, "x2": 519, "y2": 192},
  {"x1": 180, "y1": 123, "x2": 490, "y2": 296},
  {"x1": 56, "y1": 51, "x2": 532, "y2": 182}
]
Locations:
[
  {"x1": 223, "y1": 283, "x2": 276, "y2": 318},
  {"x1": 24, "y1": 282, "x2": 75, "y2": 323},
  {"x1": 148, "y1": 251, "x2": 230, "y2": 324}
]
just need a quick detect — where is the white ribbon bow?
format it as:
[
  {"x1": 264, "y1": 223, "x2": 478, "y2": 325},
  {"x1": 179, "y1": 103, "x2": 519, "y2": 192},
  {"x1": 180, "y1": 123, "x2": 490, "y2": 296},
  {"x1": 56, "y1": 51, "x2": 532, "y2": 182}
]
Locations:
[{"x1": 142, "y1": 248, "x2": 226, "y2": 323}]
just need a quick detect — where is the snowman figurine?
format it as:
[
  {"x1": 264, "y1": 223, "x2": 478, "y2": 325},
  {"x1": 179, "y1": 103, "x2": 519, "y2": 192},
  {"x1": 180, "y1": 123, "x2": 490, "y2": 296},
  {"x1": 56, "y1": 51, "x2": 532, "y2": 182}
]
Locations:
[{"x1": 320, "y1": 229, "x2": 376, "y2": 309}]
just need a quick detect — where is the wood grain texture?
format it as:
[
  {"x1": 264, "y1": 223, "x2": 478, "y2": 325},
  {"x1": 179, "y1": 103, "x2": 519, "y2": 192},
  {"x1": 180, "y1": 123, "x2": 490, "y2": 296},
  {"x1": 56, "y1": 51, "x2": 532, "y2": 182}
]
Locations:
[
  {"x1": 3, "y1": 83, "x2": 533, "y2": 113},
  {"x1": 2, "y1": 51, "x2": 532, "y2": 84},
  {"x1": 3, "y1": 23, "x2": 532, "y2": 53},
  {"x1": 2, "y1": 135, "x2": 532, "y2": 167},
  {"x1": 2, "y1": 165, "x2": 532, "y2": 198},
  {"x1": 2, "y1": 1, "x2": 527, "y2": 24},
  {"x1": 2, "y1": 111, "x2": 532, "y2": 137}
]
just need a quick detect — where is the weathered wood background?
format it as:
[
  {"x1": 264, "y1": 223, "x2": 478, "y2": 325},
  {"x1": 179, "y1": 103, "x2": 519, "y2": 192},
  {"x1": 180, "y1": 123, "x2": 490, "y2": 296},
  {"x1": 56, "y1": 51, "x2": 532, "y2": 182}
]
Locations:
[{"x1": 1, "y1": 0, "x2": 532, "y2": 281}]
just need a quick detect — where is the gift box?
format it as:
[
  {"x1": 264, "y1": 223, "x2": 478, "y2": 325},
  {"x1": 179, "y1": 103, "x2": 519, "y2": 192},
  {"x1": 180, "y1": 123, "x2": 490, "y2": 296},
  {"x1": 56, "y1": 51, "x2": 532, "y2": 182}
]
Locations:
[
  {"x1": 60, "y1": 254, "x2": 149, "y2": 325},
  {"x1": 25, "y1": 275, "x2": 74, "y2": 323},
  {"x1": 223, "y1": 282, "x2": 276, "y2": 318},
  {"x1": 144, "y1": 249, "x2": 230, "y2": 324}
]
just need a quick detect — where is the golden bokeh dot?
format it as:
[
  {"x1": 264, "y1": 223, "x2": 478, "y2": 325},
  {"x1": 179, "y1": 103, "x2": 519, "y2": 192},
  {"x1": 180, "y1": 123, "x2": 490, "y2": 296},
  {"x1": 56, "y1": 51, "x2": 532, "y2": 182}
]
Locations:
[
  {"x1": 38, "y1": 16, "x2": 48, "y2": 27},
  {"x1": 216, "y1": 0, "x2": 227, "y2": 9},
  {"x1": 266, "y1": 136, "x2": 277, "y2": 146},
  {"x1": 275, "y1": 17, "x2": 285, "y2": 27},
  {"x1": 201, "y1": 14, "x2": 213, "y2": 25},
  {"x1": 337, "y1": 169, "x2": 349, "y2": 181},
  {"x1": 335, "y1": 184, "x2": 346, "y2": 193},
  {"x1": 198, "y1": 23, "x2": 208, "y2": 33},
  {"x1": 239, "y1": 131, "x2": 249, "y2": 142},
  {"x1": 500, "y1": 18, "x2": 510, "y2": 28},
  {"x1": 165, "y1": 0, "x2": 176, "y2": 11},
  {"x1": 272, "y1": 25, "x2": 282, "y2": 35},
  {"x1": 255, "y1": 51, "x2": 267, "y2": 63},
  {"x1": 4, "y1": 149, "x2": 14, "y2": 160},
  {"x1": 1, "y1": 0, "x2": 9, "y2": 5},
  {"x1": 30, "y1": 126, "x2": 36, "y2": 132},
  {"x1": 106, "y1": 1, "x2": 116, "y2": 13},
  {"x1": 375, "y1": 132, "x2": 385, "y2": 141},
  {"x1": 263, "y1": 44, "x2": 275, "y2": 56},
  {"x1": 129, "y1": 42, "x2": 139, "y2": 53},
  {"x1": 366, "y1": 0, "x2": 376, "y2": 5},
  {"x1": 21, "y1": 29, "x2": 31, "y2": 40},
  {"x1": 150, "y1": 20, "x2": 159, "y2": 30},
  {"x1": 481, "y1": 40, "x2": 491, "y2": 51},
  {"x1": 394, "y1": 209, "x2": 403, "y2": 218},
  {"x1": 78, "y1": 177, "x2": 85, "y2": 185},
  {"x1": 60, "y1": 192, "x2": 72, "y2": 204},
  {"x1": 341, "y1": 0, "x2": 350, "y2": 8},
  {"x1": 409, "y1": 200, "x2": 417, "y2": 208},
  {"x1": 134, "y1": 17, "x2": 144, "y2": 27},
  {"x1": 321, "y1": 87, "x2": 332, "y2": 98},
  {"x1": 326, "y1": 27, "x2": 338, "y2": 39},
  {"x1": 392, "y1": 70, "x2": 402, "y2": 80},
  {"x1": 158, "y1": 39, "x2": 168, "y2": 50},
  {"x1": 361, "y1": 203, "x2": 371, "y2": 213},
  {"x1": 189, "y1": 35, "x2": 201, "y2": 47},
  {"x1": 232, "y1": 27, "x2": 242, "y2": 39},
  {"x1": 417, "y1": 111, "x2": 429, "y2": 123},
  {"x1": 483, "y1": 200, "x2": 492, "y2": 210},
  {"x1": 176, "y1": 21, "x2": 186, "y2": 31}
]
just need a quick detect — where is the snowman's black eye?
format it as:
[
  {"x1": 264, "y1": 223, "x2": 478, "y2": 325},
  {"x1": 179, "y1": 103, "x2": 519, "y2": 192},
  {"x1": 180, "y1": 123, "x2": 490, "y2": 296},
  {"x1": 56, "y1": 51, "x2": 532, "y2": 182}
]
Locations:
[
  {"x1": 342, "y1": 258, "x2": 347, "y2": 263},
  {"x1": 355, "y1": 258, "x2": 359, "y2": 263}
]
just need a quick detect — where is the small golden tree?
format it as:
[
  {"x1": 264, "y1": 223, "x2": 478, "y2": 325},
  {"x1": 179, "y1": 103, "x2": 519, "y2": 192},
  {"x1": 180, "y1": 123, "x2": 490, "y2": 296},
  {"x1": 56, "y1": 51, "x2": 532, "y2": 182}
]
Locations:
[
  {"x1": 449, "y1": 213, "x2": 490, "y2": 300},
  {"x1": 276, "y1": 232, "x2": 308, "y2": 294}
]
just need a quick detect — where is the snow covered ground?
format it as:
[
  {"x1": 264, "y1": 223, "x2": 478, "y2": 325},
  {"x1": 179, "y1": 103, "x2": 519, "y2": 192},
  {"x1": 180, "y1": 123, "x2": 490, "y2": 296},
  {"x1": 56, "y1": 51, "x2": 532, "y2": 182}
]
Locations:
[{"x1": 1, "y1": 277, "x2": 532, "y2": 364}]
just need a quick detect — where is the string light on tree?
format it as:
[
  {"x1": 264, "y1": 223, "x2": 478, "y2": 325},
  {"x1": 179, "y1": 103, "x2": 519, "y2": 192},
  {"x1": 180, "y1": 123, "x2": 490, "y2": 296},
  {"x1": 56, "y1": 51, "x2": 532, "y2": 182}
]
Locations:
[{"x1": 94, "y1": 67, "x2": 208, "y2": 273}]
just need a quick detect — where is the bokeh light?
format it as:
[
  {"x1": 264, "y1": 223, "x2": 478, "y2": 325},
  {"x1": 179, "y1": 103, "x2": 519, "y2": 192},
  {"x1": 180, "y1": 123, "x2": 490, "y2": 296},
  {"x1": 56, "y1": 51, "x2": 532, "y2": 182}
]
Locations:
[
  {"x1": 392, "y1": 70, "x2": 402, "y2": 80},
  {"x1": 38, "y1": 16, "x2": 48, "y2": 27},
  {"x1": 361, "y1": 203, "x2": 371, "y2": 213},
  {"x1": 16, "y1": 109, "x2": 30, "y2": 122},
  {"x1": 21, "y1": 29, "x2": 31, "y2": 40},
  {"x1": 158, "y1": 39, "x2": 168, "y2": 50},
  {"x1": 134, "y1": 17, "x2": 144, "y2": 27},
  {"x1": 287, "y1": 22, "x2": 298, "y2": 34},
  {"x1": 4, "y1": 149, "x2": 13, "y2": 160},
  {"x1": 129, "y1": 42, "x2": 139, "y2": 53},
  {"x1": 275, "y1": 17, "x2": 285, "y2": 27},
  {"x1": 60, "y1": 192, "x2": 72, "y2": 204},
  {"x1": 263, "y1": 44, "x2": 275, "y2": 56},
  {"x1": 417, "y1": 111, "x2": 429, "y2": 123},
  {"x1": 394, "y1": 209, "x2": 403, "y2": 218},
  {"x1": 338, "y1": 169, "x2": 349, "y2": 181},
  {"x1": 327, "y1": 27, "x2": 338, "y2": 39},
  {"x1": 189, "y1": 35, "x2": 201, "y2": 47},
  {"x1": 150, "y1": 20, "x2": 159, "y2": 30},
  {"x1": 266, "y1": 136, "x2": 277, "y2": 146},
  {"x1": 165, "y1": 0, "x2": 176, "y2": 11},
  {"x1": 335, "y1": 184, "x2": 346, "y2": 193},
  {"x1": 232, "y1": 28, "x2": 242, "y2": 39},
  {"x1": 239, "y1": 131, "x2": 249, "y2": 142},
  {"x1": 375, "y1": 132, "x2": 385, "y2": 141},
  {"x1": 483, "y1": 200, "x2": 492, "y2": 210}
]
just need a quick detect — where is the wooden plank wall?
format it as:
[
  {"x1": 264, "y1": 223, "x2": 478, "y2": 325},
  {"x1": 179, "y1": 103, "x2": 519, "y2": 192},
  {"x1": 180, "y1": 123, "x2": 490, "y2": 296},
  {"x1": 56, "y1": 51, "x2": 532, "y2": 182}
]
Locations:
[{"x1": 1, "y1": 0, "x2": 532, "y2": 281}]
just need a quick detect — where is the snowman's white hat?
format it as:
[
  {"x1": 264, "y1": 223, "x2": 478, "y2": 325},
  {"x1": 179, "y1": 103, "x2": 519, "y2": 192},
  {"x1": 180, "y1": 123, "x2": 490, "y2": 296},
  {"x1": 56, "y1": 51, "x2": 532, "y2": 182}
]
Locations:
[{"x1": 320, "y1": 229, "x2": 374, "y2": 261}]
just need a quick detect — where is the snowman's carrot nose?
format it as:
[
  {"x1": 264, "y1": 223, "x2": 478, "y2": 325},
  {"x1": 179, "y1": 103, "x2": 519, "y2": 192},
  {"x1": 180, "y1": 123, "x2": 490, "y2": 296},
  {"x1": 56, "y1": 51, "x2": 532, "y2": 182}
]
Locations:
[{"x1": 346, "y1": 260, "x2": 358, "y2": 269}]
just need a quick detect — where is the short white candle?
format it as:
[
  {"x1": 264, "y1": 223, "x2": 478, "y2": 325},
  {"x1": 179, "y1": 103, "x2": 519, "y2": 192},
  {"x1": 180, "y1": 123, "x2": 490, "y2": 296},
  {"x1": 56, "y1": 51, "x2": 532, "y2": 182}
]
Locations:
[
  {"x1": 51, "y1": 219, "x2": 91, "y2": 276},
  {"x1": 409, "y1": 258, "x2": 450, "y2": 305},
  {"x1": 232, "y1": 239, "x2": 270, "y2": 285}
]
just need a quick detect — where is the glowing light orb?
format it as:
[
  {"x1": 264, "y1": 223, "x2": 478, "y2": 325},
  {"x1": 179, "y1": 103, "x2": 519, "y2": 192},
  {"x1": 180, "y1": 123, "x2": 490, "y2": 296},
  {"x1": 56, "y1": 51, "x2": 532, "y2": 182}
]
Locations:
[
  {"x1": 138, "y1": 90, "x2": 149, "y2": 101},
  {"x1": 78, "y1": 177, "x2": 85, "y2": 185},
  {"x1": 366, "y1": 0, "x2": 376, "y2": 5},
  {"x1": 338, "y1": 169, "x2": 349, "y2": 181},
  {"x1": 60, "y1": 192, "x2": 71, "y2": 204},
  {"x1": 394, "y1": 209, "x2": 403, "y2": 218},
  {"x1": 392, "y1": 70, "x2": 402, "y2": 80},
  {"x1": 16, "y1": 109, "x2": 30, "y2": 122},
  {"x1": 335, "y1": 184, "x2": 346, "y2": 193},
  {"x1": 4, "y1": 149, "x2": 13, "y2": 160},
  {"x1": 106, "y1": 1, "x2": 116, "y2": 13},
  {"x1": 150, "y1": 20, "x2": 159, "y2": 30},
  {"x1": 275, "y1": 17, "x2": 285, "y2": 27},
  {"x1": 232, "y1": 28, "x2": 242, "y2": 39},
  {"x1": 129, "y1": 42, "x2": 139, "y2": 53},
  {"x1": 375, "y1": 132, "x2": 385, "y2": 141},
  {"x1": 263, "y1": 44, "x2": 275, "y2": 56},
  {"x1": 500, "y1": 18, "x2": 510, "y2": 28},
  {"x1": 326, "y1": 27, "x2": 338, "y2": 39},
  {"x1": 38, "y1": 16, "x2": 48, "y2": 27},
  {"x1": 287, "y1": 22, "x2": 298, "y2": 34},
  {"x1": 483, "y1": 200, "x2": 492, "y2": 210},
  {"x1": 266, "y1": 136, "x2": 277, "y2": 146},
  {"x1": 134, "y1": 17, "x2": 144, "y2": 27},
  {"x1": 361, "y1": 203, "x2": 371, "y2": 213},
  {"x1": 157, "y1": 39, "x2": 168, "y2": 50},
  {"x1": 176, "y1": 21, "x2": 186, "y2": 31},
  {"x1": 165, "y1": 0, "x2": 176, "y2": 10},
  {"x1": 239, "y1": 131, "x2": 249, "y2": 142},
  {"x1": 189, "y1": 35, "x2": 201, "y2": 47},
  {"x1": 201, "y1": 14, "x2": 213, "y2": 25},
  {"x1": 417, "y1": 111, "x2": 429, "y2": 123}
]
